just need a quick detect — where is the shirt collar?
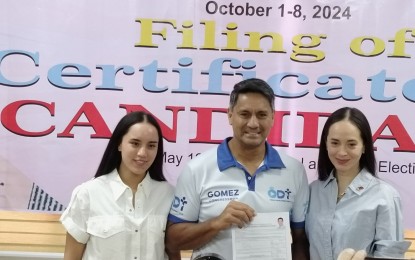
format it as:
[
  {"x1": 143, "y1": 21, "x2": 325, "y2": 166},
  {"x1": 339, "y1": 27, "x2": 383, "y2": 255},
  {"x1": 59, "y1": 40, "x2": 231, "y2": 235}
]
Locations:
[
  {"x1": 323, "y1": 173, "x2": 336, "y2": 188},
  {"x1": 217, "y1": 137, "x2": 286, "y2": 171},
  {"x1": 107, "y1": 169, "x2": 153, "y2": 200},
  {"x1": 323, "y1": 168, "x2": 375, "y2": 196},
  {"x1": 349, "y1": 169, "x2": 375, "y2": 195}
]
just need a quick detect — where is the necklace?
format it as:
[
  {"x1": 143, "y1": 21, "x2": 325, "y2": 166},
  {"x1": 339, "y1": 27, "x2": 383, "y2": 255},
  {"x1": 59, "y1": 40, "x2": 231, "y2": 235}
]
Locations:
[{"x1": 337, "y1": 191, "x2": 346, "y2": 201}]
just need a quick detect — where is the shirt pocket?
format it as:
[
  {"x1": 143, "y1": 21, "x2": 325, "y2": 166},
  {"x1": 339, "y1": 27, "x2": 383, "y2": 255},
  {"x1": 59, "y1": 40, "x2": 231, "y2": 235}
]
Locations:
[
  {"x1": 87, "y1": 215, "x2": 125, "y2": 238},
  {"x1": 86, "y1": 215, "x2": 125, "y2": 258}
]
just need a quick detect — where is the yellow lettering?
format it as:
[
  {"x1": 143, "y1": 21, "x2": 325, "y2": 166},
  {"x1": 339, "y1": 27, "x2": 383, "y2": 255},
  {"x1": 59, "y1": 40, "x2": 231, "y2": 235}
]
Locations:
[
  {"x1": 135, "y1": 18, "x2": 176, "y2": 47},
  {"x1": 291, "y1": 34, "x2": 327, "y2": 62},
  {"x1": 350, "y1": 36, "x2": 385, "y2": 57},
  {"x1": 388, "y1": 28, "x2": 415, "y2": 58}
]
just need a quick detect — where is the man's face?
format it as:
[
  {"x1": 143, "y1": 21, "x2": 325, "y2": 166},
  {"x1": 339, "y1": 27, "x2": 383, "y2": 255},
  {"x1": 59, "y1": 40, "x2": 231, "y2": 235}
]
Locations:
[{"x1": 228, "y1": 92, "x2": 274, "y2": 149}]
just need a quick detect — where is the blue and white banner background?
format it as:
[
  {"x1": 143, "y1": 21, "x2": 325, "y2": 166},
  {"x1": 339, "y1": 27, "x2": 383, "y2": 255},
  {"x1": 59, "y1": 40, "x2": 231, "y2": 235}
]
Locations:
[{"x1": 1, "y1": 0, "x2": 415, "y2": 228}]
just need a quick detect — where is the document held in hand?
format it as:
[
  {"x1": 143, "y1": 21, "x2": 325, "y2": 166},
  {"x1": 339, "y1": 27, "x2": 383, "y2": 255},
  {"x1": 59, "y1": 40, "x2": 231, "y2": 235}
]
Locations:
[{"x1": 232, "y1": 212, "x2": 292, "y2": 260}]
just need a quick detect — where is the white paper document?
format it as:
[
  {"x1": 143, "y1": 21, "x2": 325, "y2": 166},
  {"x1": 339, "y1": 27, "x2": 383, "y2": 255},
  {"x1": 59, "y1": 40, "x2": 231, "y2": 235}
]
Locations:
[{"x1": 232, "y1": 212, "x2": 291, "y2": 260}]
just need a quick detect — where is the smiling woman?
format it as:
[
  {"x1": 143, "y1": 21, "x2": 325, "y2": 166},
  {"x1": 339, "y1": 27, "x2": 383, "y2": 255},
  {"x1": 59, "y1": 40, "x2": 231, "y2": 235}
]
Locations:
[
  {"x1": 59, "y1": 111, "x2": 179, "y2": 260},
  {"x1": 306, "y1": 107, "x2": 411, "y2": 260}
]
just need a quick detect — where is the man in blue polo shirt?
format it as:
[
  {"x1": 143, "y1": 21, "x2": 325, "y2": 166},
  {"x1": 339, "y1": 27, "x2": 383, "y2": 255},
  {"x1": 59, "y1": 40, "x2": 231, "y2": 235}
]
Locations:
[{"x1": 166, "y1": 78, "x2": 310, "y2": 260}]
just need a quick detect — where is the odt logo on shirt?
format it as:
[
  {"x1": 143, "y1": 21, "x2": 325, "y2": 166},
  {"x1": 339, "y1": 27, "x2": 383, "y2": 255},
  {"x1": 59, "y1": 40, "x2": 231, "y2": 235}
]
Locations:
[
  {"x1": 268, "y1": 187, "x2": 292, "y2": 201},
  {"x1": 172, "y1": 196, "x2": 188, "y2": 211},
  {"x1": 207, "y1": 189, "x2": 240, "y2": 203}
]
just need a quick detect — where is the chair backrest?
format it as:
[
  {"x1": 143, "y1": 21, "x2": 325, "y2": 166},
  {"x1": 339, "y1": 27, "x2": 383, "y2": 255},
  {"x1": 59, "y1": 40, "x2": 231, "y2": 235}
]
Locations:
[
  {"x1": 405, "y1": 230, "x2": 415, "y2": 259},
  {"x1": 0, "y1": 211, "x2": 66, "y2": 253}
]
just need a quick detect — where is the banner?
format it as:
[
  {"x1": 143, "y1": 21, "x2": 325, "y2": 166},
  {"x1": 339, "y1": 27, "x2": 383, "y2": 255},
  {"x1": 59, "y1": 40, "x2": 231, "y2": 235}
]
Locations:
[{"x1": 1, "y1": 0, "x2": 414, "y2": 229}]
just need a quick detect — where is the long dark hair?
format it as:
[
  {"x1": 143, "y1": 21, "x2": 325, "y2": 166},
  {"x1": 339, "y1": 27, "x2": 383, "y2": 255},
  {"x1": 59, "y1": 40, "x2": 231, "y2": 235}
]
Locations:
[
  {"x1": 317, "y1": 107, "x2": 376, "y2": 181},
  {"x1": 94, "y1": 111, "x2": 166, "y2": 181}
]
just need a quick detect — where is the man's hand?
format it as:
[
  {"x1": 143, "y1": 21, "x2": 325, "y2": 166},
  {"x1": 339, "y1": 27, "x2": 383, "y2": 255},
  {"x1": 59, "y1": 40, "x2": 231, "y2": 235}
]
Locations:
[
  {"x1": 166, "y1": 200, "x2": 256, "y2": 251},
  {"x1": 211, "y1": 200, "x2": 255, "y2": 230},
  {"x1": 337, "y1": 248, "x2": 367, "y2": 260}
]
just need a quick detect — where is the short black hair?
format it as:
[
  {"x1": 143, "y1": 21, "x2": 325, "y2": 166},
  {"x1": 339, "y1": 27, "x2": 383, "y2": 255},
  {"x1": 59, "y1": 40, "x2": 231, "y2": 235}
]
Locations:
[
  {"x1": 229, "y1": 78, "x2": 275, "y2": 111},
  {"x1": 94, "y1": 111, "x2": 166, "y2": 181}
]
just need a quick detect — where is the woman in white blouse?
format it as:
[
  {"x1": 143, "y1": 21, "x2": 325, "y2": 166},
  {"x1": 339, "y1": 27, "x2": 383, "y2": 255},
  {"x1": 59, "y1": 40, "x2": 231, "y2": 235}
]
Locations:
[
  {"x1": 306, "y1": 107, "x2": 410, "y2": 260},
  {"x1": 61, "y1": 111, "x2": 180, "y2": 260}
]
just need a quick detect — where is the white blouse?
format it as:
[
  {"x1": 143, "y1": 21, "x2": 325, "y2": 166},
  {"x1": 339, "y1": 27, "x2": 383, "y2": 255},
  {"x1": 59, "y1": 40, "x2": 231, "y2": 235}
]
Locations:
[{"x1": 61, "y1": 170, "x2": 174, "y2": 260}]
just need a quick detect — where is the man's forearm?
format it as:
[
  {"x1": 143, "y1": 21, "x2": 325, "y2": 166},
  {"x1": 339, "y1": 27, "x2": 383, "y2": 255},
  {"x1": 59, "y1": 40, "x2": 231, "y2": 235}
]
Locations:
[
  {"x1": 292, "y1": 241, "x2": 310, "y2": 260},
  {"x1": 291, "y1": 228, "x2": 310, "y2": 260},
  {"x1": 165, "y1": 220, "x2": 222, "y2": 251}
]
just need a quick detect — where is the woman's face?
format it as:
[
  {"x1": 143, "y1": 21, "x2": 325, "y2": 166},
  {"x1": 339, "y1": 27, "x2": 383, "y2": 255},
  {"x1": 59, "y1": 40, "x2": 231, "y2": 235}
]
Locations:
[
  {"x1": 118, "y1": 122, "x2": 159, "y2": 179},
  {"x1": 326, "y1": 119, "x2": 365, "y2": 176}
]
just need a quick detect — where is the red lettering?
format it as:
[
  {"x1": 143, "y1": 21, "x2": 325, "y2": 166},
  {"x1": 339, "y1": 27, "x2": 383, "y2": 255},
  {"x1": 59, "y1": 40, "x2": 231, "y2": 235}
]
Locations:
[
  {"x1": 120, "y1": 104, "x2": 184, "y2": 142},
  {"x1": 2, "y1": 100, "x2": 415, "y2": 155},
  {"x1": 295, "y1": 111, "x2": 330, "y2": 148},
  {"x1": 267, "y1": 111, "x2": 290, "y2": 147},
  {"x1": 373, "y1": 115, "x2": 415, "y2": 152},
  {"x1": 1, "y1": 100, "x2": 55, "y2": 136},
  {"x1": 57, "y1": 102, "x2": 111, "y2": 138},
  {"x1": 189, "y1": 107, "x2": 227, "y2": 143}
]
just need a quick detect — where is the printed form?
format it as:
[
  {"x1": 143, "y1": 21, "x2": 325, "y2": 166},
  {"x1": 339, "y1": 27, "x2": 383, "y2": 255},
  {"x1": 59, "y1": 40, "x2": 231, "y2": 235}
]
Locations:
[{"x1": 232, "y1": 212, "x2": 292, "y2": 260}]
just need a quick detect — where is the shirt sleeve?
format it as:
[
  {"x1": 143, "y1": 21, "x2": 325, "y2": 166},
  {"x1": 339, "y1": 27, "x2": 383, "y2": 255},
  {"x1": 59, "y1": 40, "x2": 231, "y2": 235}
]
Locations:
[
  {"x1": 168, "y1": 163, "x2": 200, "y2": 223},
  {"x1": 370, "y1": 187, "x2": 410, "y2": 257},
  {"x1": 290, "y1": 163, "x2": 309, "y2": 229},
  {"x1": 60, "y1": 183, "x2": 91, "y2": 244}
]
